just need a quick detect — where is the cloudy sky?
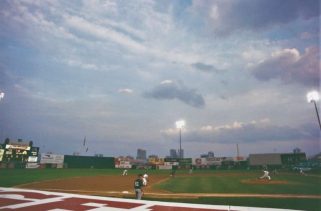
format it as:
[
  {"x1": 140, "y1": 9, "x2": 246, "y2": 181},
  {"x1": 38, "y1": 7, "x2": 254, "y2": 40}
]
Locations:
[{"x1": 0, "y1": 0, "x2": 320, "y2": 158}]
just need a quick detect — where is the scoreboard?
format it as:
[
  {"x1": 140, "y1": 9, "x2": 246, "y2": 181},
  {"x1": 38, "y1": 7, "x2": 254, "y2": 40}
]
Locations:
[{"x1": 1, "y1": 141, "x2": 39, "y2": 166}]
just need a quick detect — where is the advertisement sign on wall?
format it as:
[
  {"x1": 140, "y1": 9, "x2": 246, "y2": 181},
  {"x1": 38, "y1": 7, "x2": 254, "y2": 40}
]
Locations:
[{"x1": 40, "y1": 153, "x2": 64, "y2": 164}]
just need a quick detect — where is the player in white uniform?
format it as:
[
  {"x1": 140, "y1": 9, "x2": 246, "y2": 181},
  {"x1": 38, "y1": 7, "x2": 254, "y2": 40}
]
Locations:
[
  {"x1": 142, "y1": 173, "x2": 148, "y2": 186},
  {"x1": 259, "y1": 170, "x2": 271, "y2": 180},
  {"x1": 122, "y1": 169, "x2": 128, "y2": 176},
  {"x1": 300, "y1": 168, "x2": 307, "y2": 176}
]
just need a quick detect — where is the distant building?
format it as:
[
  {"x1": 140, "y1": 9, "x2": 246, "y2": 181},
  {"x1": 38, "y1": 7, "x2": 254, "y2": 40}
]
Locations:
[
  {"x1": 94, "y1": 154, "x2": 103, "y2": 157},
  {"x1": 136, "y1": 148, "x2": 146, "y2": 160},
  {"x1": 293, "y1": 148, "x2": 301, "y2": 154},
  {"x1": 125, "y1": 155, "x2": 134, "y2": 160},
  {"x1": 148, "y1": 154, "x2": 158, "y2": 159},
  {"x1": 178, "y1": 149, "x2": 184, "y2": 158},
  {"x1": 200, "y1": 151, "x2": 214, "y2": 158},
  {"x1": 170, "y1": 149, "x2": 177, "y2": 158}
]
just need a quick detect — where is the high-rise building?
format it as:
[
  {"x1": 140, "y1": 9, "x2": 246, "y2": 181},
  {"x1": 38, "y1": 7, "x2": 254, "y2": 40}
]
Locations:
[
  {"x1": 293, "y1": 148, "x2": 301, "y2": 154},
  {"x1": 208, "y1": 151, "x2": 214, "y2": 158},
  {"x1": 136, "y1": 148, "x2": 146, "y2": 160},
  {"x1": 170, "y1": 149, "x2": 177, "y2": 158},
  {"x1": 201, "y1": 151, "x2": 214, "y2": 158},
  {"x1": 178, "y1": 149, "x2": 184, "y2": 158}
]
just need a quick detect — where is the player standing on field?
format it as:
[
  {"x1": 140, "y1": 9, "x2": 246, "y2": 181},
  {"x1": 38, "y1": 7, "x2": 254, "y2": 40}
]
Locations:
[
  {"x1": 259, "y1": 170, "x2": 271, "y2": 180},
  {"x1": 122, "y1": 169, "x2": 128, "y2": 176},
  {"x1": 143, "y1": 172, "x2": 148, "y2": 186},
  {"x1": 134, "y1": 174, "x2": 144, "y2": 199}
]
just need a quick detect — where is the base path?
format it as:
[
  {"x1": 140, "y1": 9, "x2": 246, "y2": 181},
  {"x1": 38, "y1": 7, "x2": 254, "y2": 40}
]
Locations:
[{"x1": 0, "y1": 187, "x2": 299, "y2": 211}]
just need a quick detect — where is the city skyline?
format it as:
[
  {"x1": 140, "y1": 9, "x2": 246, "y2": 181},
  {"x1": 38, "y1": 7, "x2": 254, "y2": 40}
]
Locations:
[{"x1": 0, "y1": 0, "x2": 320, "y2": 158}]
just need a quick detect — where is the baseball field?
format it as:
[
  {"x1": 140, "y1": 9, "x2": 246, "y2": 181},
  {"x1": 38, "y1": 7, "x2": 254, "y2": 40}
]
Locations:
[{"x1": 0, "y1": 168, "x2": 320, "y2": 211}]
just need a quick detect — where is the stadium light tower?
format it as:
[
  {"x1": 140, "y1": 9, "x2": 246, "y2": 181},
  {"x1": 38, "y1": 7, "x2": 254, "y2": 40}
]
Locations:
[
  {"x1": 0, "y1": 91, "x2": 4, "y2": 101},
  {"x1": 306, "y1": 90, "x2": 321, "y2": 130},
  {"x1": 176, "y1": 120, "x2": 185, "y2": 159}
]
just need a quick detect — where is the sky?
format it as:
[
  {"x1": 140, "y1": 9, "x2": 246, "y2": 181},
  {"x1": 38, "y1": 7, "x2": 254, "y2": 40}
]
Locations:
[{"x1": 0, "y1": 0, "x2": 320, "y2": 158}]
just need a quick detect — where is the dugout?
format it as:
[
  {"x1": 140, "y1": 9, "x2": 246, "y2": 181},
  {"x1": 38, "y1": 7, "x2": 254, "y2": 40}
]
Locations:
[{"x1": 64, "y1": 155, "x2": 115, "y2": 169}]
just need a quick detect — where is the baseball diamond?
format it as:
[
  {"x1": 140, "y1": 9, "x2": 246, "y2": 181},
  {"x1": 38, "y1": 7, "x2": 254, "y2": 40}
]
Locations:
[{"x1": 1, "y1": 169, "x2": 320, "y2": 210}]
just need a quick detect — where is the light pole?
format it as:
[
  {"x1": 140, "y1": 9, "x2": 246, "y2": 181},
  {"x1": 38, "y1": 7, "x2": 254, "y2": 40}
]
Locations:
[
  {"x1": 307, "y1": 91, "x2": 321, "y2": 130},
  {"x1": 175, "y1": 120, "x2": 185, "y2": 159},
  {"x1": 0, "y1": 92, "x2": 4, "y2": 101}
]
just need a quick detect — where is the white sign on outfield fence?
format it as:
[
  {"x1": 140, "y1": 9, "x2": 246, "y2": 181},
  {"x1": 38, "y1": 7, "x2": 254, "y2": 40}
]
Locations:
[
  {"x1": 40, "y1": 153, "x2": 64, "y2": 164},
  {"x1": 158, "y1": 165, "x2": 172, "y2": 170}
]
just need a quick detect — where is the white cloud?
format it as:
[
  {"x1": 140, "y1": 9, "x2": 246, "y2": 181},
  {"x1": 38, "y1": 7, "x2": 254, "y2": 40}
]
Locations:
[
  {"x1": 64, "y1": 15, "x2": 147, "y2": 53},
  {"x1": 66, "y1": 59, "x2": 99, "y2": 70},
  {"x1": 209, "y1": 4, "x2": 219, "y2": 21},
  {"x1": 118, "y1": 88, "x2": 133, "y2": 94},
  {"x1": 160, "y1": 80, "x2": 173, "y2": 84}
]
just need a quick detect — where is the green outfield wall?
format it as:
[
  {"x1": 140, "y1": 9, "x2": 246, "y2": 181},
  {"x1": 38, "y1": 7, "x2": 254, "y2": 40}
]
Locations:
[{"x1": 64, "y1": 155, "x2": 115, "y2": 169}]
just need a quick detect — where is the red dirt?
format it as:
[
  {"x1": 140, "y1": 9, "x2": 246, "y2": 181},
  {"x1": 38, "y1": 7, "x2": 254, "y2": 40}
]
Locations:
[{"x1": 16, "y1": 174, "x2": 169, "y2": 196}]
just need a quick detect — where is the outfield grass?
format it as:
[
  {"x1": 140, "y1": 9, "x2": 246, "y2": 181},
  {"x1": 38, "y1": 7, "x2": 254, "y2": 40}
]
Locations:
[
  {"x1": 0, "y1": 168, "x2": 118, "y2": 187},
  {"x1": 155, "y1": 170, "x2": 321, "y2": 195},
  {"x1": 0, "y1": 168, "x2": 320, "y2": 211}
]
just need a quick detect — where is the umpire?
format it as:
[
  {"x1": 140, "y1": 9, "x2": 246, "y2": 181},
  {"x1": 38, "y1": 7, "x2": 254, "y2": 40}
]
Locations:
[{"x1": 134, "y1": 174, "x2": 144, "y2": 199}]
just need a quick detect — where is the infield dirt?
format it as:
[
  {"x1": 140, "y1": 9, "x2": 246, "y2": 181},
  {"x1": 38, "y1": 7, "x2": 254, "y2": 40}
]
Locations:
[{"x1": 15, "y1": 174, "x2": 170, "y2": 197}]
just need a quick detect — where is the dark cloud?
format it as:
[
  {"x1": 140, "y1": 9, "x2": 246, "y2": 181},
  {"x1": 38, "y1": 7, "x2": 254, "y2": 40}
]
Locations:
[
  {"x1": 250, "y1": 46, "x2": 320, "y2": 87},
  {"x1": 191, "y1": 62, "x2": 219, "y2": 73},
  {"x1": 196, "y1": 0, "x2": 320, "y2": 35},
  {"x1": 143, "y1": 80, "x2": 205, "y2": 108}
]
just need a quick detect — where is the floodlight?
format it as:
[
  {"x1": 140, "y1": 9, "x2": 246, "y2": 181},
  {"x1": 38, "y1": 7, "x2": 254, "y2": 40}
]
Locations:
[
  {"x1": 307, "y1": 91, "x2": 320, "y2": 103},
  {"x1": 176, "y1": 120, "x2": 185, "y2": 129},
  {"x1": 0, "y1": 92, "x2": 4, "y2": 101},
  {"x1": 306, "y1": 91, "x2": 321, "y2": 130},
  {"x1": 175, "y1": 120, "x2": 186, "y2": 159}
]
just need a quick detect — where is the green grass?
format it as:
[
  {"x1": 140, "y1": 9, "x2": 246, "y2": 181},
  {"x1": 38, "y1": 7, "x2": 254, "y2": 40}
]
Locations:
[
  {"x1": 155, "y1": 170, "x2": 321, "y2": 195},
  {"x1": 0, "y1": 168, "x2": 119, "y2": 187},
  {"x1": 0, "y1": 168, "x2": 320, "y2": 210},
  {"x1": 0, "y1": 168, "x2": 168, "y2": 187}
]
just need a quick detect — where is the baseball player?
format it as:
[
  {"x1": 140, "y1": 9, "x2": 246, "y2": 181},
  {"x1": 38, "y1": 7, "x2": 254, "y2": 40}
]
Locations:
[
  {"x1": 259, "y1": 170, "x2": 271, "y2": 180},
  {"x1": 134, "y1": 174, "x2": 144, "y2": 199},
  {"x1": 142, "y1": 172, "x2": 148, "y2": 186},
  {"x1": 300, "y1": 168, "x2": 307, "y2": 176},
  {"x1": 122, "y1": 169, "x2": 128, "y2": 176}
]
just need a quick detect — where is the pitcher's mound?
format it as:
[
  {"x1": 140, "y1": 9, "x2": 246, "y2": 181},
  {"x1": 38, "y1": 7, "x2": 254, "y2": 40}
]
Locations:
[{"x1": 241, "y1": 179, "x2": 288, "y2": 185}]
